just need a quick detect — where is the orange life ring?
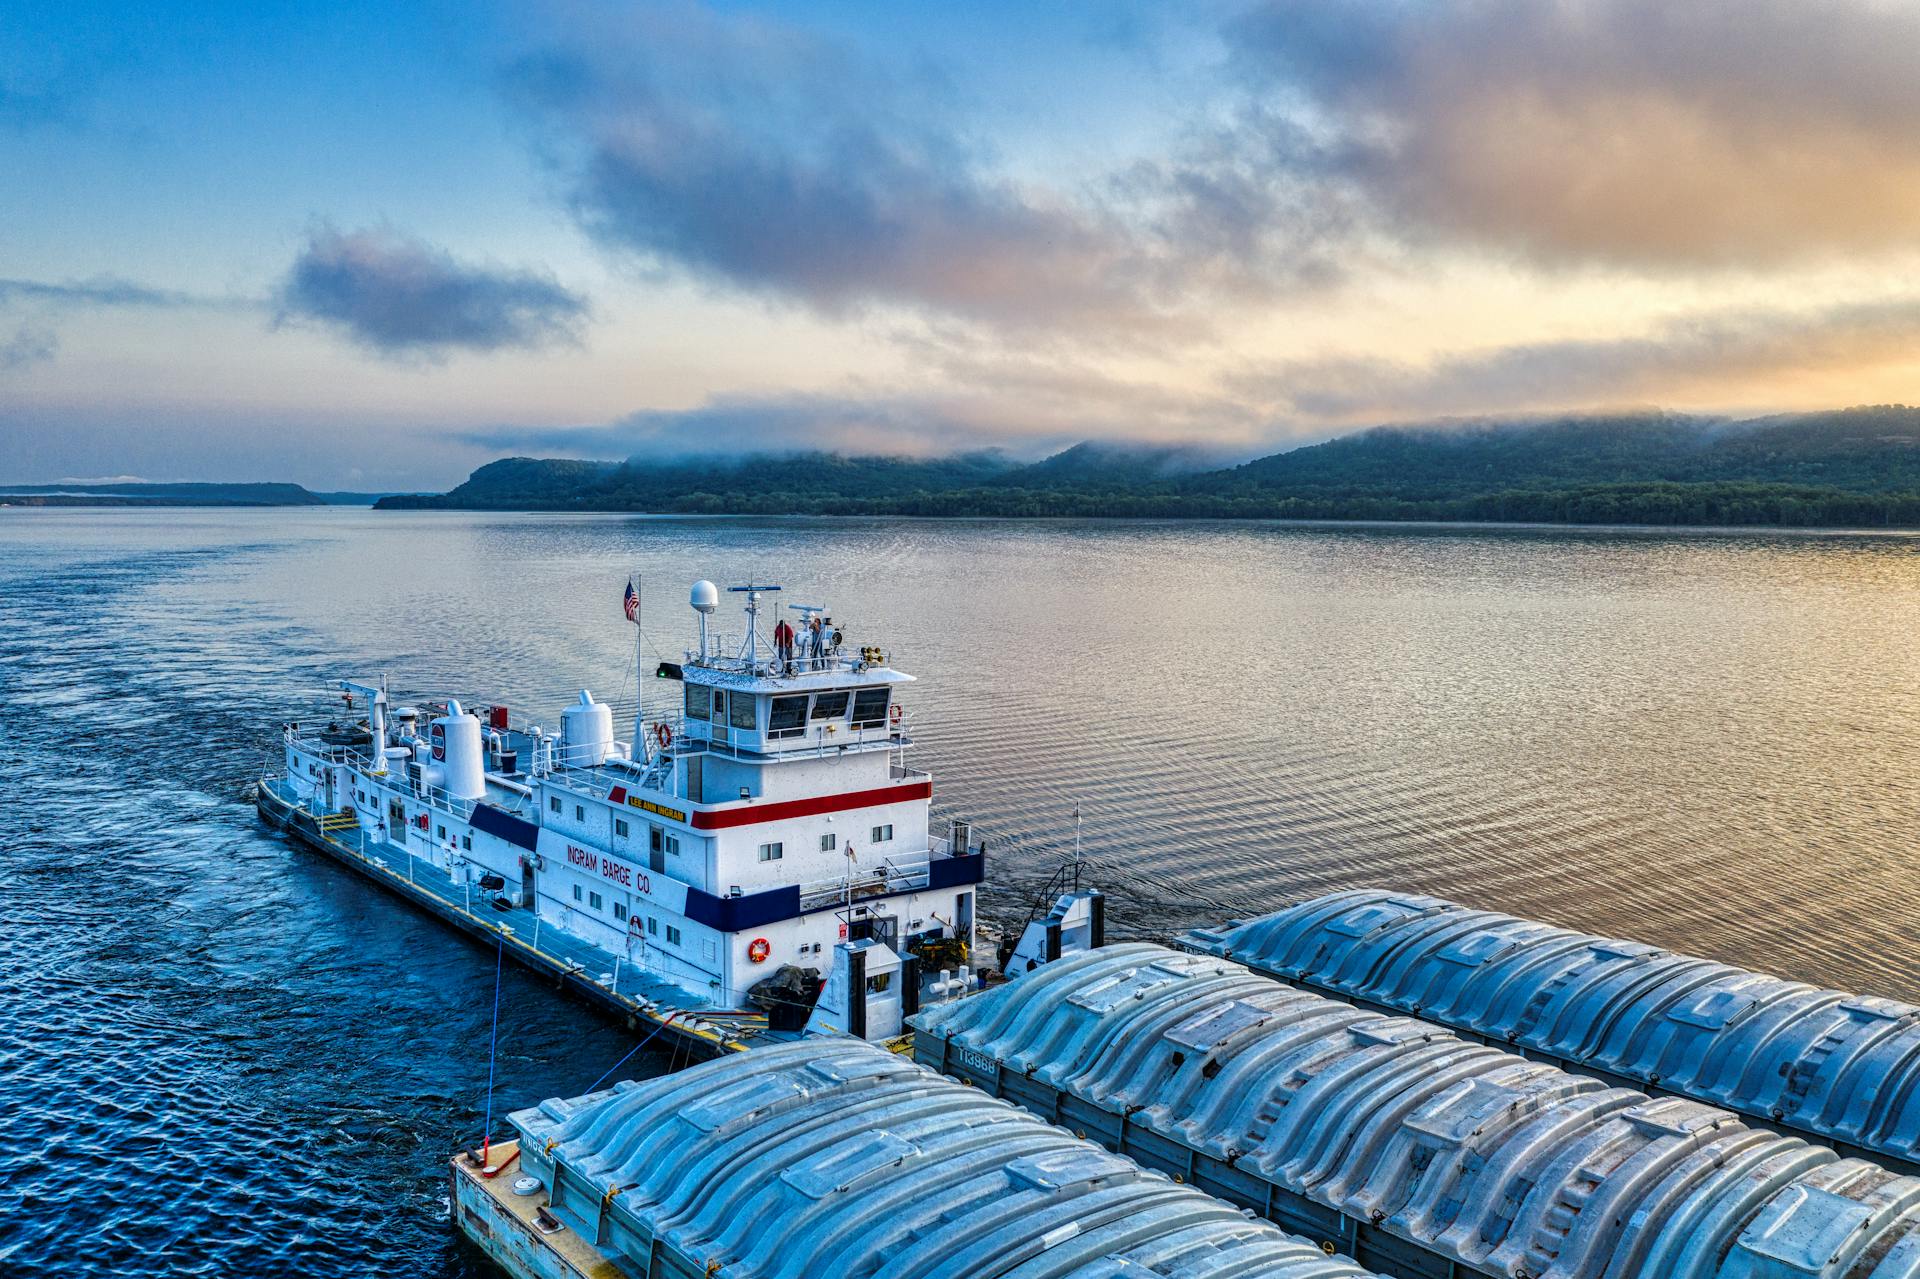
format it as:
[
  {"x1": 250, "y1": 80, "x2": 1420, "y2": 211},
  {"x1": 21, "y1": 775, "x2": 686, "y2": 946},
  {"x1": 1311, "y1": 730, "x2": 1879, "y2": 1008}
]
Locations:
[
  {"x1": 655, "y1": 722, "x2": 673, "y2": 749},
  {"x1": 747, "y1": 937, "x2": 771, "y2": 964},
  {"x1": 889, "y1": 703, "x2": 903, "y2": 727}
]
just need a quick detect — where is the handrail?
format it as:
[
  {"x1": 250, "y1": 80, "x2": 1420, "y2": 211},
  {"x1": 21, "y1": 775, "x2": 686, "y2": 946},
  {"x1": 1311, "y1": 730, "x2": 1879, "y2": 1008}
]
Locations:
[
  {"x1": 679, "y1": 634, "x2": 885, "y2": 681},
  {"x1": 675, "y1": 715, "x2": 903, "y2": 761},
  {"x1": 284, "y1": 726, "x2": 533, "y2": 818}
]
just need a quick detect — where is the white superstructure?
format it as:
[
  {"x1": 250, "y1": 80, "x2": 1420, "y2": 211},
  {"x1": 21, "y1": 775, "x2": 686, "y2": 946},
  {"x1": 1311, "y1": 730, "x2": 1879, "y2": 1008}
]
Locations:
[{"x1": 271, "y1": 579, "x2": 986, "y2": 1041}]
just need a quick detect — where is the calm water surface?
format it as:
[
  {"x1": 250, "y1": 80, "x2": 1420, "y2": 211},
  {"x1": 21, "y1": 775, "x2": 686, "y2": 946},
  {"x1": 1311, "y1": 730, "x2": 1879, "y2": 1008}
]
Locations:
[{"x1": 3, "y1": 509, "x2": 1917, "y2": 1275}]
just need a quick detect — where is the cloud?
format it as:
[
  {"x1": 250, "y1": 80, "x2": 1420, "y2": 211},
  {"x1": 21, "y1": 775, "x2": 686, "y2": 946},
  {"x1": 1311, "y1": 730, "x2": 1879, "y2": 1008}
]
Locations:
[
  {"x1": 277, "y1": 226, "x2": 589, "y2": 357},
  {"x1": 464, "y1": 395, "x2": 999, "y2": 459},
  {"x1": 0, "y1": 73, "x2": 88, "y2": 133},
  {"x1": 0, "y1": 324, "x2": 58, "y2": 371},
  {"x1": 0, "y1": 277, "x2": 203, "y2": 308},
  {"x1": 502, "y1": 4, "x2": 1354, "y2": 336},
  {"x1": 461, "y1": 348, "x2": 1272, "y2": 461},
  {"x1": 1228, "y1": 0, "x2": 1920, "y2": 268},
  {"x1": 505, "y1": 8, "x2": 1131, "y2": 331},
  {"x1": 1239, "y1": 296, "x2": 1920, "y2": 421}
]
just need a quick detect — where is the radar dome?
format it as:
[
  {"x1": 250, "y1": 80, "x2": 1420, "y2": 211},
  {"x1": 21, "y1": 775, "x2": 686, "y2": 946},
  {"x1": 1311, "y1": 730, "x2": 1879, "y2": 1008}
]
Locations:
[{"x1": 690, "y1": 580, "x2": 720, "y2": 614}]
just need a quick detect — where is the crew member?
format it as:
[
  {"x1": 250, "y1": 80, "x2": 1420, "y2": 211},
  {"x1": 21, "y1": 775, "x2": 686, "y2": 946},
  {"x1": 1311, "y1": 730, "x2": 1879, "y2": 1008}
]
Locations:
[
  {"x1": 773, "y1": 616, "x2": 796, "y2": 668},
  {"x1": 806, "y1": 615, "x2": 825, "y2": 668}
]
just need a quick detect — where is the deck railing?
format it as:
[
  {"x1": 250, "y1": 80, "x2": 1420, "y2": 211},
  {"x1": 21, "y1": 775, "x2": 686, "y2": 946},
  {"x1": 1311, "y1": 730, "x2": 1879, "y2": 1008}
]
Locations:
[{"x1": 284, "y1": 726, "x2": 534, "y2": 820}]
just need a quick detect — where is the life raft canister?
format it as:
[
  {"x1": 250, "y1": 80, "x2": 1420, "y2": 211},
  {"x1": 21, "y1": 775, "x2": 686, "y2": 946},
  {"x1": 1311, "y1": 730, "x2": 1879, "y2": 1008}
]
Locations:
[{"x1": 747, "y1": 937, "x2": 771, "y2": 964}]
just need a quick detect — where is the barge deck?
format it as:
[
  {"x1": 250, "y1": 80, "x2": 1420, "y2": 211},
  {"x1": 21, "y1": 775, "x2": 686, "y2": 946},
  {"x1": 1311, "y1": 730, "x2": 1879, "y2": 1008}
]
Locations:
[{"x1": 255, "y1": 775, "x2": 759, "y2": 1063}]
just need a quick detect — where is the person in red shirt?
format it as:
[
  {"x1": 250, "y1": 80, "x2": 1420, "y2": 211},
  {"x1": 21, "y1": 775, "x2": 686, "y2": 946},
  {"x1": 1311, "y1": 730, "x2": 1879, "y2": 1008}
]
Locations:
[{"x1": 773, "y1": 617, "x2": 796, "y2": 669}]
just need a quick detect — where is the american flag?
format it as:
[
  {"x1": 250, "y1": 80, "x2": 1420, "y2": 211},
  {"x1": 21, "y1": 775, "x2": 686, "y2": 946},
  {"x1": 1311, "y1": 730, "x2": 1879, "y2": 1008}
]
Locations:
[{"x1": 623, "y1": 579, "x2": 640, "y2": 624}]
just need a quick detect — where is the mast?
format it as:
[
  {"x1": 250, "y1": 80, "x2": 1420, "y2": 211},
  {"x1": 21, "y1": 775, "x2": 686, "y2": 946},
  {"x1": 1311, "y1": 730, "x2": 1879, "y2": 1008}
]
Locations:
[
  {"x1": 1072, "y1": 802, "x2": 1083, "y2": 893},
  {"x1": 727, "y1": 582, "x2": 782, "y2": 670}
]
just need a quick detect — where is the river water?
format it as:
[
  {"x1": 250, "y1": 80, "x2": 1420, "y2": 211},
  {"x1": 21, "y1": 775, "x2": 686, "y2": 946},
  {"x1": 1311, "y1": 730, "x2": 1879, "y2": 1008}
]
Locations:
[{"x1": 3, "y1": 509, "x2": 1917, "y2": 1275}]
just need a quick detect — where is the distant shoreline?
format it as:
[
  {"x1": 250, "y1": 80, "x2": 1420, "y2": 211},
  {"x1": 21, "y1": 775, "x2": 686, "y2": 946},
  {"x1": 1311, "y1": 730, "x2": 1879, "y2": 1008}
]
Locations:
[{"x1": 11, "y1": 502, "x2": 1917, "y2": 537}]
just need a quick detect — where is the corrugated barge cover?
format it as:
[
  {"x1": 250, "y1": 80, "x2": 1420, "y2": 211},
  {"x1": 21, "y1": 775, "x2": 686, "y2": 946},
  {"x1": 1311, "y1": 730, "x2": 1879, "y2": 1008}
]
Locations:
[
  {"x1": 507, "y1": 1036, "x2": 1380, "y2": 1279},
  {"x1": 911, "y1": 944, "x2": 1920, "y2": 1279},
  {"x1": 1187, "y1": 890, "x2": 1920, "y2": 1172}
]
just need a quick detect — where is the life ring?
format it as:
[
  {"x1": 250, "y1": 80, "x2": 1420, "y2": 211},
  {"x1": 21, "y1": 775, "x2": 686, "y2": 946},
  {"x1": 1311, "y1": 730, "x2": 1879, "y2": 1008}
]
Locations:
[
  {"x1": 747, "y1": 937, "x2": 771, "y2": 964},
  {"x1": 655, "y1": 722, "x2": 673, "y2": 749},
  {"x1": 889, "y1": 703, "x2": 903, "y2": 727}
]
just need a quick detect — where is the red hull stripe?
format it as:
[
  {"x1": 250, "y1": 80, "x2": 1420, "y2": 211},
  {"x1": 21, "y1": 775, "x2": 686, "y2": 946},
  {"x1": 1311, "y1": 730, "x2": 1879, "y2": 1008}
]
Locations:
[{"x1": 690, "y1": 779, "x2": 933, "y2": 830}]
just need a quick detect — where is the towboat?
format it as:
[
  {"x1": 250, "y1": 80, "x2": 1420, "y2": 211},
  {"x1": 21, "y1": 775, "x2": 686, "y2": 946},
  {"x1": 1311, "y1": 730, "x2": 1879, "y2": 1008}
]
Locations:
[{"x1": 257, "y1": 577, "x2": 1100, "y2": 1057}]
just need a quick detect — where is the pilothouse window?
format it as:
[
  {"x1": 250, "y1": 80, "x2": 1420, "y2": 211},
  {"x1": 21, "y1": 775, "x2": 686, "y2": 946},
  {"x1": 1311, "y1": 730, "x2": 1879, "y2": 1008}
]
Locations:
[
  {"x1": 850, "y1": 687, "x2": 891, "y2": 728},
  {"x1": 684, "y1": 684, "x2": 711, "y2": 720},
  {"x1": 810, "y1": 691, "x2": 849, "y2": 720},
  {"x1": 729, "y1": 693, "x2": 757, "y2": 730},
  {"x1": 768, "y1": 695, "x2": 808, "y2": 737}
]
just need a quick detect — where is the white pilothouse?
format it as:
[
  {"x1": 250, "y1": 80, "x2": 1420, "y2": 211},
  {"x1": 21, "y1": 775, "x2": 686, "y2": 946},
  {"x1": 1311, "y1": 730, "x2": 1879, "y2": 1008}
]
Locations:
[{"x1": 257, "y1": 578, "x2": 1058, "y2": 1049}]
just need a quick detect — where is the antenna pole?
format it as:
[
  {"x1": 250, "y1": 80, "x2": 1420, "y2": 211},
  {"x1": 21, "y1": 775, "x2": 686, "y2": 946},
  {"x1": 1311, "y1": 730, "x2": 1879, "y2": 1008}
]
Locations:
[{"x1": 1072, "y1": 802, "x2": 1083, "y2": 892}]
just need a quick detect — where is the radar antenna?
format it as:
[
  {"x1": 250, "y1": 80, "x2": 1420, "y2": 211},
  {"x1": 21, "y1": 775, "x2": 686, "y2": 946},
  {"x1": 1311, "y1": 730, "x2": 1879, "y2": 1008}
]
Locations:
[{"x1": 726, "y1": 582, "x2": 782, "y2": 666}]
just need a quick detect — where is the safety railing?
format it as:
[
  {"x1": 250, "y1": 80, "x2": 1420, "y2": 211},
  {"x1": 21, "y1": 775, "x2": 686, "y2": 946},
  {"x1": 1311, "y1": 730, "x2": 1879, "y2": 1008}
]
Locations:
[
  {"x1": 799, "y1": 852, "x2": 937, "y2": 911},
  {"x1": 283, "y1": 726, "x2": 534, "y2": 820},
  {"x1": 680, "y1": 633, "x2": 885, "y2": 680},
  {"x1": 673, "y1": 715, "x2": 904, "y2": 761}
]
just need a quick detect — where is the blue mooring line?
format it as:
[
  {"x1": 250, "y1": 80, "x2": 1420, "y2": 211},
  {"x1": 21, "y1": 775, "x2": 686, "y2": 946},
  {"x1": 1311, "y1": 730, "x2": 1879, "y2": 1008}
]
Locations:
[
  {"x1": 585, "y1": 1009, "x2": 682, "y2": 1095},
  {"x1": 482, "y1": 931, "x2": 504, "y2": 1150}
]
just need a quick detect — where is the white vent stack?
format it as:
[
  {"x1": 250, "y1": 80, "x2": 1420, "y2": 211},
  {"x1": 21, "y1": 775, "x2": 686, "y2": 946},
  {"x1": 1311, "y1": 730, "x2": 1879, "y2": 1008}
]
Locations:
[
  {"x1": 434, "y1": 700, "x2": 487, "y2": 800},
  {"x1": 560, "y1": 690, "x2": 614, "y2": 768}
]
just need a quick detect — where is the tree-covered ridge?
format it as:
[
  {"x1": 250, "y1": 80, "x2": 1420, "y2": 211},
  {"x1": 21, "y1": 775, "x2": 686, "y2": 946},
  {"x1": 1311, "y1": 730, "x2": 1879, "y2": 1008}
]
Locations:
[
  {"x1": 376, "y1": 406, "x2": 1920, "y2": 527},
  {"x1": 1196, "y1": 408, "x2": 1920, "y2": 499}
]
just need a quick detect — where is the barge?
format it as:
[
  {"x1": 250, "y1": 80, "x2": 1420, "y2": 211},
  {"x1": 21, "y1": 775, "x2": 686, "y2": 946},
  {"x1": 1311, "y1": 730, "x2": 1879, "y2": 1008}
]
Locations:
[
  {"x1": 1183, "y1": 890, "x2": 1920, "y2": 1175},
  {"x1": 911, "y1": 943, "x2": 1920, "y2": 1279},
  {"x1": 454, "y1": 1037, "x2": 1381, "y2": 1279}
]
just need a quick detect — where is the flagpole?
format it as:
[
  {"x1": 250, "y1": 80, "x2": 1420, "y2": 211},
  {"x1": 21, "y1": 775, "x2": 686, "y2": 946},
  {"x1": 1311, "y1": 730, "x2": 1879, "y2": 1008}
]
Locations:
[{"x1": 631, "y1": 573, "x2": 645, "y2": 762}]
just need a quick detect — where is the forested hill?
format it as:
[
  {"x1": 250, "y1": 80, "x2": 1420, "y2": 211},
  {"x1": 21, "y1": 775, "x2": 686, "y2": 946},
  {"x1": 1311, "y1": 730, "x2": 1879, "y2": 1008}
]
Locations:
[{"x1": 376, "y1": 406, "x2": 1920, "y2": 527}]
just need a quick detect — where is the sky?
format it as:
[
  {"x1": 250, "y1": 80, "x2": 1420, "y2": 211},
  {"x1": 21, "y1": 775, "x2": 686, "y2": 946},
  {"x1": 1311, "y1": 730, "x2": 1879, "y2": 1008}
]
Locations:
[{"x1": 3, "y1": 0, "x2": 1920, "y2": 491}]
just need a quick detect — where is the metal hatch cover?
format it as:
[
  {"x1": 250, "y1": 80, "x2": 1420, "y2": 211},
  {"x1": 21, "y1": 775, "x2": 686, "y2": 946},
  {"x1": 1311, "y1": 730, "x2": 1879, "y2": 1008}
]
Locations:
[
  {"x1": 1068, "y1": 966, "x2": 1188, "y2": 1013},
  {"x1": 1166, "y1": 999, "x2": 1273, "y2": 1050},
  {"x1": 1665, "y1": 984, "x2": 1762, "y2": 1031},
  {"x1": 1731, "y1": 1184, "x2": 1876, "y2": 1274},
  {"x1": 678, "y1": 1076, "x2": 810, "y2": 1133},
  {"x1": 1436, "y1": 931, "x2": 1524, "y2": 967},
  {"x1": 1323, "y1": 901, "x2": 1431, "y2": 938},
  {"x1": 1403, "y1": 1078, "x2": 1530, "y2": 1144},
  {"x1": 1620, "y1": 1096, "x2": 1725, "y2": 1140},
  {"x1": 1003, "y1": 1147, "x2": 1136, "y2": 1192},
  {"x1": 780, "y1": 1129, "x2": 920, "y2": 1198}
]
